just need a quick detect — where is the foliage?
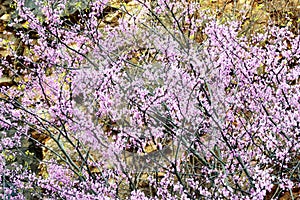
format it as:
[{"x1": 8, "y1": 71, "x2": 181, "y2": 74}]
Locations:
[{"x1": 0, "y1": 0, "x2": 300, "y2": 199}]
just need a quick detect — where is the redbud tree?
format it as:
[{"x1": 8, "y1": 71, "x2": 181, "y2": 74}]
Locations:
[{"x1": 0, "y1": 0, "x2": 299, "y2": 199}]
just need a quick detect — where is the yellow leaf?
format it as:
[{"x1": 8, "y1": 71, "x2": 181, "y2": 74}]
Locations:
[
  {"x1": 257, "y1": 4, "x2": 264, "y2": 9},
  {"x1": 25, "y1": 150, "x2": 34, "y2": 156},
  {"x1": 22, "y1": 21, "x2": 29, "y2": 29},
  {"x1": 17, "y1": 84, "x2": 26, "y2": 91},
  {"x1": 10, "y1": 3, "x2": 16, "y2": 9},
  {"x1": 6, "y1": 154, "x2": 15, "y2": 162},
  {"x1": 75, "y1": 2, "x2": 82, "y2": 9}
]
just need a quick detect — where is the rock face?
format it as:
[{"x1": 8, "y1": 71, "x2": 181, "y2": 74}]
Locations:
[
  {"x1": 0, "y1": 0, "x2": 13, "y2": 16},
  {"x1": 1, "y1": 0, "x2": 300, "y2": 199},
  {"x1": 0, "y1": 76, "x2": 13, "y2": 87},
  {"x1": 202, "y1": 0, "x2": 300, "y2": 34}
]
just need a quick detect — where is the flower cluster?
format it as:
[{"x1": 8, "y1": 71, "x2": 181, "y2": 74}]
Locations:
[{"x1": 0, "y1": 0, "x2": 299, "y2": 199}]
